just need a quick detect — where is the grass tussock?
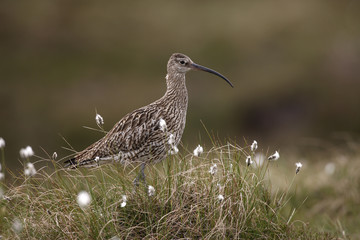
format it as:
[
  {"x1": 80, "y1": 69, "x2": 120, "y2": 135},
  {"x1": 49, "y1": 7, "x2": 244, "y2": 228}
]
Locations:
[{"x1": 0, "y1": 143, "x2": 337, "y2": 239}]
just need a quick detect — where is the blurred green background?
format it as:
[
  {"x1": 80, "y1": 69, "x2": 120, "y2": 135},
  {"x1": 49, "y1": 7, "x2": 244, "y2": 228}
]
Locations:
[{"x1": 1, "y1": 0, "x2": 360, "y2": 168}]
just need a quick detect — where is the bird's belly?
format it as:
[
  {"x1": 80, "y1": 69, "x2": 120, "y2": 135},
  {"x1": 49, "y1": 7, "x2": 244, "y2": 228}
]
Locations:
[{"x1": 100, "y1": 141, "x2": 170, "y2": 165}]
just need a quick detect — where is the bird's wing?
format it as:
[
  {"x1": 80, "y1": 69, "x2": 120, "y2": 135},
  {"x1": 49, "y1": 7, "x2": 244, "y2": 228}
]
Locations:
[
  {"x1": 106, "y1": 106, "x2": 162, "y2": 153},
  {"x1": 65, "y1": 105, "x2": 163, "y2": 167}
]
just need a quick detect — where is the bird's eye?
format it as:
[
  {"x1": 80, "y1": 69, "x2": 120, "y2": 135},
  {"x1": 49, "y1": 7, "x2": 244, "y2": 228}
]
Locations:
[{"x1": 179, "y1": 60, "x2": 186, "y2": 65}]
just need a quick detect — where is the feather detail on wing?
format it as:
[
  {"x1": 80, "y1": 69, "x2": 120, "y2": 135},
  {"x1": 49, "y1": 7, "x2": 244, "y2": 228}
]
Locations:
[{"x1": 65, "y1": 106, "x2": 164, "y2": 168}]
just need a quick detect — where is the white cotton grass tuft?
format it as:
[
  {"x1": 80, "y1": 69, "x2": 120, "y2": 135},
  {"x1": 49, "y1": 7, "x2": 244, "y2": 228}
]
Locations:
[
  {"x1": 77, "y1": 191, "x2": 91, "y2": 208},
  {"x1": 246, "y1": 156, "x2": 253, "y2": 167},
  {"x1": 121, "y1": 195, "x2": 127, "y2": 208},
  {"x1": 193, "y1": 145, "x2": 203, "y2": 157},
  {"x1": 148, "y1": 185, "x2": 155, "y2": 196},
  {"x1": 250, "y1": 140, "x2": 258, "y2": 152},
  {"x1": 159, "y1": 118, "x2": 167, "y2": 132},
  {"x1": 0, "y1": 137, "x2": 5, "y2": 148},
  {"x1": 295, "y1": 162, "x2": 303, "y2": 174},
  {"x1": 218, "y1": 194, "x2": 224, "y2": 201},
  {"x1": 167, "y1": 133, "x2": 179, "y2": 155},
  {"x1": 268, "y1": 151, "x2": 280, "y2": 161},
  {"x1": 12, "y1": 218, "x2": 23, "y2": 234},
  {"x1": 209, "y1": 163, "x2": 218, "y2": 175},
  {"x1": 168, "y1": 133, "x2": 175, "y2": 145},
  {"x1": 24, "y1": 162, "x2": 37, "y2": 177},
  {"x1": 20, "y1": 146, "x2": 34, "y2": 158},
  {"x1": 324, "y1": 162, "x2": 336, "y2": 175},
  {"x1": 94, "y1": 156, "x2": 100, "y2": 165},
  {"x1": 170, "y1": 145, "x2": 179, "y2": 155},
  {"x1": 95, "y1": 113, "x2": 104, "y2": 127},
  {"x1": 52, "y1": 152, "x2": 58, "y2": 160}
]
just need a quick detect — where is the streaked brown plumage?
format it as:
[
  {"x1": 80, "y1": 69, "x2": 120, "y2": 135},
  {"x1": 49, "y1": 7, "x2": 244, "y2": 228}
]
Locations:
[{"x1": 65, "y1": 53, "x2": 233, "y2": 174}]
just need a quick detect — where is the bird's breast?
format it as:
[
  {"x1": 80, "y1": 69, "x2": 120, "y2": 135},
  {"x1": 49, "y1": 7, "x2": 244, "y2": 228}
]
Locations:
[{"x1": 163, "y1": 100, "x2": 188, "y2": 145}]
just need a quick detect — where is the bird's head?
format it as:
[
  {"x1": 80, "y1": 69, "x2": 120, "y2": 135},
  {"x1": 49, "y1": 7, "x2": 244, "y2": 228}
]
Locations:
[{"x1": 167, "y1": 53, "x2": 233, "y2": 88}]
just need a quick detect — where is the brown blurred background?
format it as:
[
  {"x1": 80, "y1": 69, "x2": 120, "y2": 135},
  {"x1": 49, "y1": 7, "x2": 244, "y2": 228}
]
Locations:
[{"x1": 1, "y1": 1, "x2": 360, "y2": 169}]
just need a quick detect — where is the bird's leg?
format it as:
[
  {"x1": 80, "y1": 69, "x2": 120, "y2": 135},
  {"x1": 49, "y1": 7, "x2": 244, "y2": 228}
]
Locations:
[{"x1": 133, "y1": 162, "x2": 147, "y2": 187}]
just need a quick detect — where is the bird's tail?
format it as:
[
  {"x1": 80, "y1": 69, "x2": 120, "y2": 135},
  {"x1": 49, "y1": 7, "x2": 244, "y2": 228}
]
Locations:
[
  {"x1": 64, "y1": 158, "x2": 78, "y2": 169},
  {"x1": 64, "y1": 156, "x2": 103, "y2": 168}
]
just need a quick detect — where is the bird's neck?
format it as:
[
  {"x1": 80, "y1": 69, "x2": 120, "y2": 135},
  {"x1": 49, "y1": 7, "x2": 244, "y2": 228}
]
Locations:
[
  {"x1": 165, "y1": 72, "x2": 187, "y2": 95},
  {"x1": 163, "y1": 72, "x2": 188, "y2": 107}
]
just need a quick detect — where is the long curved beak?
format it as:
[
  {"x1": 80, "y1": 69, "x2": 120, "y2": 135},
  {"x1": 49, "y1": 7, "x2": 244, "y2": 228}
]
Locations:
[{"x1": 190, "y1": 63, "x2": 234, "y2": 88}]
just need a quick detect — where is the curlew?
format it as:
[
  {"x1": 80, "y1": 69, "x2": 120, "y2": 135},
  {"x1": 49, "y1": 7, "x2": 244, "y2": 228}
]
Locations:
[{"x1": 65, "y1": 53, "x2": 233, "y2": 183}]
